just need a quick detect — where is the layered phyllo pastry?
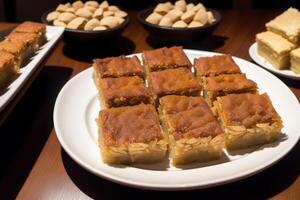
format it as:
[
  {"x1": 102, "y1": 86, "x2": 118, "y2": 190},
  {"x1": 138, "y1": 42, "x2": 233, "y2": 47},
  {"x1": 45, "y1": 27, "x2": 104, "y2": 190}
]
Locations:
[
  {"x1": 266, "y1": 7, "x2": 300, "y2": 44},
  {"x1": 0, "y1": 50, "x2": 17, "y2": 88},
  {"x1": 6, "y1": 32, "x2": 41, "y2": 55},
  {"x1": 98, "y1": 104, "x2": 168, "y2": 164},
  {"x1": 203, "y1": 74, "x2": 257, "y2": 106},
  {"x1": 256, "y1": 31, "x2": 296, "y2": 69},
  {"x1": 290, "y1": 47, "x2": 300, "y2": 74},
  {"x1": 159, "y1": 95, "x2": 224, "y2": 165},
  {"x1": 142, "y1": 46, "x2": 191, "y2": 72},
  {"x1": 214, "y1": 93, "x2": 283, "y2": 150},
  {"x1": 147, "y1": 67, "x2": 201, "y2": 100},
  {"x1": 0, "y1": 39, "x2": 27, "y2": 69},
  {"x1": 96, "y1": 76, "x2": 154, "y2": 108},
  {"x1": 93, "y1": 55, "x2": 144, "y2": 79}
]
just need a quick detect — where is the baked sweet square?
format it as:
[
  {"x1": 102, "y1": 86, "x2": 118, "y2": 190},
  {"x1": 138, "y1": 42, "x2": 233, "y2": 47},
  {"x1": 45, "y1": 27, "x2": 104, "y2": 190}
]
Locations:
[
  {"x1": 0, "y1": 50, "x2": 17, "y2": 88},
  {"x1": 93, "y1": 55, "x2": 144, "y2": 79},
  {"x1": 203, "y1": 74, "x2": 257, "y2": 106},
  {"x1": 142, "y1": 46, "x2": 192, "y2": 72},
  {"x1": 194, "y1": 54, "x2": 241, "y2": 80},
  {"x1": 214, "y1": 93, "x2": 283, "y2": 150},
  {"x1": 147, "y1": 67, "x2": 201, "y2": 100},
  {"x1": 6, "y1": 32, "x2": 41, "y2": 55},
  {"x1": 96, "y1": 76, "x2": 154, "y2": 108},
  {"x1": 159, "y1": 95, "x2": 224, "y2": 165},
  {"x1": 290, "y1": 47, "x2": 300, "y2": 74},
  {"x1": 98, "y1": 104, "x2": 168, "y2": 164},
  {"x1": 256, "y1": 31, "x2": 295, "y2": 69}
]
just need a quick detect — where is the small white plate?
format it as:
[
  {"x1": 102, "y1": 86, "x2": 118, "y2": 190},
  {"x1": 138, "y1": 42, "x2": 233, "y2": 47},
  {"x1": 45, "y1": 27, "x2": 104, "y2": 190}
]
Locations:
[
  {"x1": 249, "y1": 42, "x2": 300, "y2": 80},
  {"x1": 0, "y1": 26, "x2": 65, "y2": 112},
  {"x1": 54, "y1": 50, "x2": 300, "y2": 191}
]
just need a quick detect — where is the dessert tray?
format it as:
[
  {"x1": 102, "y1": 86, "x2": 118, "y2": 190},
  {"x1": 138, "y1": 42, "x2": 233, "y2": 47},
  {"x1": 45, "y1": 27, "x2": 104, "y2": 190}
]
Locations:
[
  {"x1": 54, "y1": 49, "x2": 300, "y2": 190},
  {"x1": 249, "y1": 43, "x2": 300, "y2": 80},
  {"x1": 0, "y1": 25, "x2": 64, "y2": 112}
]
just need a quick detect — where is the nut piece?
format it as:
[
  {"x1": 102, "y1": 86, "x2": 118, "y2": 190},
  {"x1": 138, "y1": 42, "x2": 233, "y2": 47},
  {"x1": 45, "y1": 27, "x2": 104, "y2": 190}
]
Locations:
[
  {"x1": 72, "y1": 1, "x2": 84, "y2": 10},
  {"x1": 56, "y1": 3, "x2": 71, "y2": 12},
  {"x1": 93, "y1": 8, "x2": 103, "y2": 19},
  {"x1": 207, "y1": 11, "x2": 215, "y2": 24},
  {"x1": 85, "y1": 1, "x2": 99, "y2": 7},
  {"x1": 174, "y1": 0, "x2": 186, "y2": 12},
  {"x1": 154, "y1": 3, "x2": 173, "y2": 15},
  {"x1": 65, "y1": 7, "x2": 76, "y2": 13},
  {"x1": 186, "y1": 3, "x2": 195, "y2": 11},
  {"x1": 115, "y1": 16, "x2": 125, "y2": 24},
  {"x1": 84, "y1": 18, "x2": 101, "y2": 30},
  {"x1": 53, "y1": 20, "x2": 67, "y2": 27},
  {"x1": 181, "y1": 10, "x2": 195, "y2": 23},
  {"x1": 46, "y1": 11, "x2": 60, "y2": 22},
  {"x1": 58, "y1": 12, "x2": 76, "y2": 23},
  {"x1": 103, "y1": 11, "x2": 114, "y2": 17},
  {"x1": 67, "y1": 17, "x2": 87, "y2": 29},
  {"x1": 85, "y1": 6, "x2": 96, "y2": 12},
  {"x1": 194, "y1": 9, "x2": 208, "y2": 24},
  {"x1": 158, "y1": 16, "x2": 172, "y2": 27},
  {"x1": 188, "y1": 21, "x2": 203, "y2": 28},
  {"x1": 165, "y1": 9, "x2": 183, "y2": 22},
  {"x1": 146, "y1": 12, "x2": 163, "y2": 24},
  {"x1": 172, "y1": 20, "x2": 187, "y2": 28},
  {"x1": 93, "y1": 26, "x2": 107, "y2": 31},
  {"x1": 191, "y1": 3, "x2": 206, "y2": 13},
  {"x1": 99, "y1": 1, "x2": 109, "y2": 10},
  {"x1": 108, "y1": 6, "x2": 119, "y2": 12},
  {"x1": 75, "y1": 8, "x2": 93, "y2": 18},
  {"x1": 114, "y1": 10, "x2": 127, "y2": 18},
  {"x1": 100, "y1": 16, "x2": 119, "y2": 28}
]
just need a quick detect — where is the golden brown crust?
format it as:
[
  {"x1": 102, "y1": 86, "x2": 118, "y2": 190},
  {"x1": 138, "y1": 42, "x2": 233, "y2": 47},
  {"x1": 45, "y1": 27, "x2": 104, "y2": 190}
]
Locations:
[
  {"x1": 216, "y1": 93, "x2": 282, "y2": 128},
  {"x1": 6, "y1": 32, "x2": 39, "y2": 47},
  {"x1": 13, "y1": 21, "x2": 46, "y2": 35},
  {"x1": 93, "y1": 55, "x2": 144, "y2": 78},
  {"x1": 0, "y1": 40, "x2": 26, "y2": 56},
  {"x1": 142, "y1": 46, "x2": 191, "y2": 71},
  {"x1": 99, "y1": 104, "x2": 164, "y2": 145},
  {"x1": 98, "y1": 76, "x2": 153, "y2": 107},
  {"x1": 194, "y1": 54, "x2": 241, "y2": 77},
  {"x1": 0, "y1": 50, "x2": 15, "y2": 68},
  {"x1": 160, "y1": 95, "x2": 222, "y2": 140},
  {"x1": 147, "y1": 67, "x2": 200, "y2": 97}
]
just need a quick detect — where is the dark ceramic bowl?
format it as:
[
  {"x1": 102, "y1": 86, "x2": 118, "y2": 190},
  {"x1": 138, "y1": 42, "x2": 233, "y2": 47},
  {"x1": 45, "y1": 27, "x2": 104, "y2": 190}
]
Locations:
[
  {"x1": 138, "y1": 7, "x2": 221, "y2": 42},
  {"x1": 41, "y1": 9, "x2": 130, "y2": 45}
]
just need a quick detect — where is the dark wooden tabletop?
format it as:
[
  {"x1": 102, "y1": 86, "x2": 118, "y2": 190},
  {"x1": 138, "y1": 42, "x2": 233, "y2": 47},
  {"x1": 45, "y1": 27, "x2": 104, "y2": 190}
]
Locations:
[{"x1": 0, "y1": 9, "x2": 299, "y2": 200}]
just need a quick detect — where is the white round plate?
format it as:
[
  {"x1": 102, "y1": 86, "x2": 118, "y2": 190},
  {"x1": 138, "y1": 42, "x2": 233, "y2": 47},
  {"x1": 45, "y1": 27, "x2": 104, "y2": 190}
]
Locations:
[
  {"x1": 249, "y1": 42, "x2": 300, "y2": 80},
  {"x1": 54, "y1": 49, "x2": 300, "y2": 191}
]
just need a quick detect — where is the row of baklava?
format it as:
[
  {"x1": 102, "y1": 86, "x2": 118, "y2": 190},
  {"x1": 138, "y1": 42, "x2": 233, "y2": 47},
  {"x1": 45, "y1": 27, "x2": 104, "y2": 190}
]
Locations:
[
  {"x1": 256, "y1": 7, "x2": 300, "y2": 73},
  {"x1": 0, "y1": 21, "x2": 46, "y2": 88},
  {"x1": 93, "y1": 46, "x2": 282, "y2": 166}
]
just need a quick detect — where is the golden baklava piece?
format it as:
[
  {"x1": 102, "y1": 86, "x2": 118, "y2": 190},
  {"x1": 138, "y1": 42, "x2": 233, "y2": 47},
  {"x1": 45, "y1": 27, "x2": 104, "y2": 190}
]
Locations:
[
  {"x1": 147, "y1": 67, "x2": 201, "y2": 100},
  {"x1": 96, "y1": 76, "x2": 154, "y2": 108},
  {"x1": 194, "y1": 54, "x2": 241, "y2": 81},
  {"x1": 203, "y1": 74, "x2": 257, "y2": 106},
  {"x1": 12, "y1": 21, "x2": 46, "y2": 46},
  {"x1": 142, "y1": 46, "x2": 191, "y2": 72},
  {"x1": 290, "y1": 47, "x2": 300, "y2": 74},
  {"x1": 214, "y1": 93, "x2": 283, "y2": 150},
  {"x1": 266, "y1": 7, "x2": 300, "y2": 44},
  {"x1": 93, "y1": 55, "x2": 144, "y2": 79},
  {"x1": 6, "y1": 32, "x2": 41, "y2": 55},
  {"x1": 0, "y1": 39, "x2": 27, "y2": 69},
  {"x1": 256, "y1": 31, "x2": 296, "y2": 69},
  {"x1": 159, "y1": 95, "x2": 224, "y2": 165},
  {"x1": 0, "y1": 50, "x2": 17, "y2": 88},
  {"x1": 98, "y1": 104, "x2": 168, "y2": 164}
]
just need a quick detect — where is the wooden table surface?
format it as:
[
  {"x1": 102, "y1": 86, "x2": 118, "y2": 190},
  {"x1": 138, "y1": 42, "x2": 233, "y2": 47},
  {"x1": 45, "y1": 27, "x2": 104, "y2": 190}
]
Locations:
[{"x1": 0, "y1": 9, "x2": 299, "y2": 200}]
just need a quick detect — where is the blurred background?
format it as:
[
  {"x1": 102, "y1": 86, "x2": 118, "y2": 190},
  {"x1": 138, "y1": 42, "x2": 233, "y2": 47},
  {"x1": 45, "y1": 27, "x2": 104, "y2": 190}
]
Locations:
[{"x1": 0, "y1": 0, "x2": 299, "y2": 22}]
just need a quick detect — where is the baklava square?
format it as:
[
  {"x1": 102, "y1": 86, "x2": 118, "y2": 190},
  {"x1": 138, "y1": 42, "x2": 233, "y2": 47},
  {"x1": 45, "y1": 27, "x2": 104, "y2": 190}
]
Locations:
[
  {"x1": 142, "y1": 46, "x2": 192, "y2": 72},
  {"x1": 159, "y1": 95, "x2": 224, "y2": 165},
  {"x1": 98, "y1": 104, "x2": 168, "y2": 164},
  {"x1": 96, "y1": 76, "x2": 154, "y2": 108},
  {"x1": 214, "y1": 93, "x2": 283, "y2": 150},
  {"x1": 290, "y1": 47, "x2": 300, "y2": 74},
  {"x1": 0, "y1": 39, "x2": 27, "y2": 69},
  {"x1": 203, "y1": 74, "x2": 257, "y2": 106},
  {"x1": 13, "y1": 21, "x2": 46, "y2": 46},
  {"x1": 93, "y1": 55, "x2": 144, "y2": 79},
  {"x1": 194, "y1": 54, "x2": 241, "y2": 80},
  {"x1": 0, "y1": 50, "x2": 17, "y2": 88},
  {"x1": 266, "y1": 7, "x2": 300, "y2": 44},
  {"x1": 6, "y1": 32, "x2": 40, "y2": 54},
  {"x1": 147, "y1": 67, "x2": 201, "y2": 100},
  {"x1": 256, "y1": 31, "x2": 295, "y2": 69}
]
